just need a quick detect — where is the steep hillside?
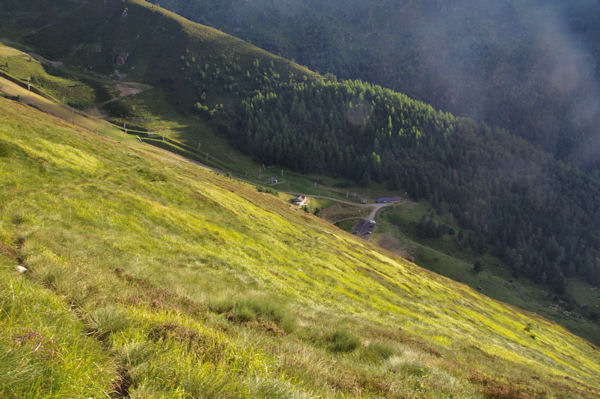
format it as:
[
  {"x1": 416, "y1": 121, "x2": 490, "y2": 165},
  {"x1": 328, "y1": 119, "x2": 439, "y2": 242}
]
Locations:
[
  {"x1": 1, "y1": 95, "x2": 600, "y2": 397},
  {"x1": 2, "y1": 0, "x2": 600, "y2": 339},
  {"x1": 151, "y1": 0, "x2": 600, "y2": 168},
  {"x1": 1, "y1": 0, "x2": 317, "y2": 114}
]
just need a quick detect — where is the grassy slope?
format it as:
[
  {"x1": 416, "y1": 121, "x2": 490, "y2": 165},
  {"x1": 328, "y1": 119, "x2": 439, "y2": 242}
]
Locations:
[
  {"x1": 1, "y1": 98, "x2": 599, "y2": 398},
  {"x1": 0, "y1": 1, "x2": 359, "y2": 196},
  {"x1": 2, "y1": 0, "x2": 600, "y2": 352},
  {"x1": 0, "y1": 40, "x2": 113, "y2": 108},
  {"x1": 0, "y1": 38, "x2": 356, "y2": 203},
  {"x1": 373, "y1": 202, "x2": 600, "y2": 345},
  {"x1": 12, "y1": 0, "x2": 317, "y2": 105}
]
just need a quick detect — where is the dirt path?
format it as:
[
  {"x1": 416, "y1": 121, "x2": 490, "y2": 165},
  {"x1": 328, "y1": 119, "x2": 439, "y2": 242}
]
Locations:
[
  {"x1": 88, "y1": 81, "x2": 152, "y2": 118},
  {"x1": 29, "y1": 52, "x2": 64, "y2": 68},
  {"x1": 97, "y1": 82, "x2": 153, "y2": 107}
]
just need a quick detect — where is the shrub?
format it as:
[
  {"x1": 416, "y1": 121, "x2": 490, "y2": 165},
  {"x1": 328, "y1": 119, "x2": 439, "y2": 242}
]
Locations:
[{"x1": 256, "y1": 186, "x2": 278, "y2": 196}]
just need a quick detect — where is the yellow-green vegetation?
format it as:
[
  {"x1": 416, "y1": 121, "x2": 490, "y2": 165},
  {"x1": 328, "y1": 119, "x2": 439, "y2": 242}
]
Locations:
[
  {"x1": 0, "y1": 40, "x2": 112, "y2": 108},
  {"x1": 0, "y1": 256, "x2": 116, "y2": 398},
  {"x1": 1, "y1": 97, "x2": 600, "y2": 398},
  {"x1": 320, "y1": 202, "x2": 370, "y2": 223},
  {"x1": 375, "y1": 202, "x2": 600, "y2": 347}
]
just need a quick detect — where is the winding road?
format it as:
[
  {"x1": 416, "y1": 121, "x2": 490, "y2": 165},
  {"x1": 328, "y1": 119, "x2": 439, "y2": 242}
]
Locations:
[{"x1": 284, "y1": 191, "x2": 399, "y2": 240}]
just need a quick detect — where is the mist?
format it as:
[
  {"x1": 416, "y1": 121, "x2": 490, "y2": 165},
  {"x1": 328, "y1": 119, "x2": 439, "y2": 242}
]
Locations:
[{"x1": 152, "y1": 0, "x2": 600, "y2": 169}]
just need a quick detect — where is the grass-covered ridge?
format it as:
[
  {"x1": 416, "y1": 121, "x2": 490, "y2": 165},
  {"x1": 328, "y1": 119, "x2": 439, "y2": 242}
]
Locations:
[
  {"x1": 3, "y1": 0, "x2": 318, "y2": 113},
  {"x1": 1, "y1": 98, "x2": 599, "y2": 397}
]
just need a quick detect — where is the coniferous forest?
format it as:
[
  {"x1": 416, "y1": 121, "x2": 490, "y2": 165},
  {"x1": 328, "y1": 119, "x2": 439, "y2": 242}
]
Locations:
[{"x1": 151, "y1": 0, "x2": 600, "y2": 170}]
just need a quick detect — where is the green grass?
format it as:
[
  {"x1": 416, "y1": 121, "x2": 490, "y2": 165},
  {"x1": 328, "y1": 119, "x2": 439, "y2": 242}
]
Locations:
[
  {"x1": 328, "y1": 330, "x2": 361, "y2": 353},
  {"x1": 0, "y1": 40, "x2": 113, "y2": 109},
  {"x1": 1, "y1": 2, "x2": 599, "y2": 396},
  {"x1": 0, "y1": 256, "x2": 116, "y2": 398},
  {"x1": 2, "y1": 1, "x2": 600, "y2": 362},
  {"x1": 375, "y1": 202, "x2": 600, "y2": 346},
  {"x1": 0, "y1": 95, "x2": 599, "y2": 398}
]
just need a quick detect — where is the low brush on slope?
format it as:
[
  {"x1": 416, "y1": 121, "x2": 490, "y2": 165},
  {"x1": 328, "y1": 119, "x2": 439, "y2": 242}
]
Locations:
[{"x1": 0, "y1": 98, "x2": 599, "y2": 397}]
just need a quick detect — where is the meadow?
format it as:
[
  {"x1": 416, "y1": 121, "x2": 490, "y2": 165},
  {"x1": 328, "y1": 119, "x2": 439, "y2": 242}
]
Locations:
[{"x1": 1, "y1": 96, "x2": 599, "y2": 397}]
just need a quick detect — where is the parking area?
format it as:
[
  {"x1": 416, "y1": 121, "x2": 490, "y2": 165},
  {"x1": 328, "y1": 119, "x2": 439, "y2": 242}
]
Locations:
[{"x1": 352, "y1": 219, "x2": 376, "y2": 240}]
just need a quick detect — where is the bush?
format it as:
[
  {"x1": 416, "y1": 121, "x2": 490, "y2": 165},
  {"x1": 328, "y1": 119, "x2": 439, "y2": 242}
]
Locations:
[
  {"x1": 256, "y1": 186, "x2": 278, "y2": 196},
  {"x1": 329, "y1": 329, "x2": 360, "y2": 353}
]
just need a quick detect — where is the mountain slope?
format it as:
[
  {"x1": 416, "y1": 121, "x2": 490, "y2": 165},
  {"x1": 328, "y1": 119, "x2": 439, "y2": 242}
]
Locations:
[
  {"x1": 1, "y1": 95, "x2": 599, "y2": 397},
  {"x1": 2, "y1": 0, "x2": 600, "y2": 342},
  {"x1": 147, "y1": 0, "x2": 600, "y2": 167},
  {"x1": 0, "y1": 0, "x2": 317, "y2": 114}
]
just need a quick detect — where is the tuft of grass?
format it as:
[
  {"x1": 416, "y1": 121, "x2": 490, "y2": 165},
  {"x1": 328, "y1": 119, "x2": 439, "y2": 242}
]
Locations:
[
  {"x1": 401, "y1": 363, "x2": 430, "y2": 378},
  {"x1": 10, "y1": 213, "x2": 26, "y2": 225},
  {"x1": 328, "y1": 329, "x2": 360, "y2": 353},
  {"x1": 86, "y1": 306, "x2": 129, "y2": 340},
  {"x1": 211, "y1": 297, "x2": 295, "y2": 332},
  {"x1": 361, "y1": 342, "x2": 395, "y2": 362}
]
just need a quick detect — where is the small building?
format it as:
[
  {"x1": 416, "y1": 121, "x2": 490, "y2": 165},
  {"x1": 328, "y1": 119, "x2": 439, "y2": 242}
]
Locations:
[
  {"x1": 270, "y1": 176, "x2": 279, "y2": 184},
  {"x1": 375, "y1": 196, "x2": 402, "y2": 204},
  {"x1": 292, "y1": 195, "x2": 307, "y2": 206}
]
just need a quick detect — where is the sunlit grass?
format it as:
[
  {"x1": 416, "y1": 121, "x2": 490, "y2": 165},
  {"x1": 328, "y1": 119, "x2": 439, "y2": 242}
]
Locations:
[
  {"x1": 375, "y1": 202, "x2": 600, "y2": 345},
  {"x1": 0, "y1": 96, "x2": 599, "y2": 397}
]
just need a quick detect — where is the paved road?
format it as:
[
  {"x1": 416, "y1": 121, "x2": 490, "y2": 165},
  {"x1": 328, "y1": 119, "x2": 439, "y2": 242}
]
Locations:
[
  {"x1": 367, "y1": 203, "x2": 394, "y2": 220},
  {"x1": 283, "y1": 191, "x2": 400, "y2": 241},
  {"x1": 352, "y1": 219, "x2": 376, "y2": 240},
  {"x1": 353, "y1": 202, "x2": 399, "y2": 240}
]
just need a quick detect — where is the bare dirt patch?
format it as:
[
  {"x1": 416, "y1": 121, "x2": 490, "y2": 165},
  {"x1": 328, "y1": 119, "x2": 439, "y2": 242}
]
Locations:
[
  {"x1": 29, "y1": 53, "x2": 64, "y2": 68},
  {"x1": 115, "y1": 84, "x2": 143, "y2": 97}
]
